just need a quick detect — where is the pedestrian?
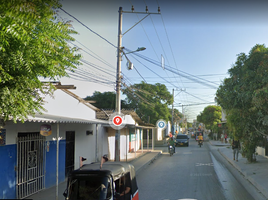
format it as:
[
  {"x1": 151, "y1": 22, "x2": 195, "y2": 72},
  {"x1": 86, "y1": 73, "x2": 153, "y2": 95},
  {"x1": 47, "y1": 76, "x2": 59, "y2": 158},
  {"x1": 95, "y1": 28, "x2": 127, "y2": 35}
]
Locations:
[
  {"x1": 224, "y1": 134, "x2": 228, "y2": 143},
  {"x1": 232, "y1": 139, "x2": 241, "y2": 161},
  {"x1": 221, "y1": 133, "x2": 224, "y2": 143},
  {"x1": 169, "y1": 131, "x2": 172, "y2": 138}
]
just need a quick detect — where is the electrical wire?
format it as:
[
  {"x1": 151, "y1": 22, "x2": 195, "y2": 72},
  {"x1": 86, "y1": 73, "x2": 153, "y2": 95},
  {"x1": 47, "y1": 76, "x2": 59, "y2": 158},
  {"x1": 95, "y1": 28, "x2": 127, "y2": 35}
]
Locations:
[
  {"x1": 130, "y1": 52, "x2": 218, "y2": 89},
  {"x1": 59, "y1": 8, "x2": 117, "y2": 49}
]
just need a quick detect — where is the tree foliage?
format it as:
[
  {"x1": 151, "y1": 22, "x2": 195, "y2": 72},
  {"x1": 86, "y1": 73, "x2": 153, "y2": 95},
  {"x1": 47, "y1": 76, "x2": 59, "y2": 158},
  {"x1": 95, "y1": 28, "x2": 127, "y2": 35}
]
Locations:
[
  {"x1": 84, "y1": 91, "x2": 130, "y2": 109},
  {"x1": 85, "y1": 82, "x2": 176, "y2": 125},
  {"x1": 197, "y1": 105, "x2": 222, "y2": 133},
  {"x1": 122, "y1": 82, "x2": 173, "y2": 125},
  {"x1": 169, "y1": 108, "x2": 183, "y2": 125},
  {"x1": 0, "y1": 0, "x2": 81, "y2": 122},
  {"x1": 216, "y1": 44, "x2": 268, "y2": 162}
]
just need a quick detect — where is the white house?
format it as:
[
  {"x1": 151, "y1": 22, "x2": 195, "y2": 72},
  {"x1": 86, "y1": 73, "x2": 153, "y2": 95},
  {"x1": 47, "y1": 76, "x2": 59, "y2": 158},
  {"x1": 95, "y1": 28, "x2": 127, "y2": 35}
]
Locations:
[{"x1": 0, "y1": 87, "x2": 109, "y2": 199}]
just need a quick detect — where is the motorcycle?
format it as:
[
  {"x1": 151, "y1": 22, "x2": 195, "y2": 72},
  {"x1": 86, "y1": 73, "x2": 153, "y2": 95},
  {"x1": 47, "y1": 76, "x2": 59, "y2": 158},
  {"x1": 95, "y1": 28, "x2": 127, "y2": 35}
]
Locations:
[
  {"x1": 169, "y1": 145, "x2": 174, "y2": 156},
  {"x1": 198, "y1": 140, "x2": 203, "y2": 147}
]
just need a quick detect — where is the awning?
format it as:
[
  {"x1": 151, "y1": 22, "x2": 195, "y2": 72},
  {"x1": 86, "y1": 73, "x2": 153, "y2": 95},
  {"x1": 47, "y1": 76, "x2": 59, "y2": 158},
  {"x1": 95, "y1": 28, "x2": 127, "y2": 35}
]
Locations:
[
  {"x1": 102, "y1": 124, "x2": 155, "y2": 129},
  {"x1": 25, "y1": 113, "x2": 109, "y2": 125}
]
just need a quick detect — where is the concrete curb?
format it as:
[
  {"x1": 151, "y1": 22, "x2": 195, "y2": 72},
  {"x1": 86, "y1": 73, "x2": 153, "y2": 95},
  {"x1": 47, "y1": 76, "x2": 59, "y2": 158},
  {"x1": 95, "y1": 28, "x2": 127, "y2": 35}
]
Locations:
[
  {"x1": 218, "y1": 148, "x2": 268, "y2": 199},
  {"x1": 127, "y1": 151, "x2": 151, "y2": 162},
  {"x1": 209, "y1": 140, "x2": 230, "y2": 147},
  {"x1": 135, "y1": 152, "x2": 162, "y2": 175}
]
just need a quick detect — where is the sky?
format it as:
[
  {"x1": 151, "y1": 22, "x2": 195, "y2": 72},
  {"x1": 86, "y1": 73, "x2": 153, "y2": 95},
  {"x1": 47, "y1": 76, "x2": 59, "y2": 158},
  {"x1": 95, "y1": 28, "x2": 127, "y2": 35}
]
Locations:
[{"x1": 55, "y1": 0, "x2": 268, "y2": 122}]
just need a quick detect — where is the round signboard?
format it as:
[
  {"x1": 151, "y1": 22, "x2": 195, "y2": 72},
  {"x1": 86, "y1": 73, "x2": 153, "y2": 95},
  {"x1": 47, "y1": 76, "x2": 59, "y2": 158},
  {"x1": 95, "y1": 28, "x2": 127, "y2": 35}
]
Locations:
[
  {"x1": 109, "y1": 113, "x2": 126, "y2": 130},
  {"x1": 113, "y1": 116, "x2": 123, "y2": 126},
  {"x1": 156, "y1": 119, "x2": 167, "y2": 130},
  {"x1": 40, "y1": 124, "x2": 52, "y2": 136}
]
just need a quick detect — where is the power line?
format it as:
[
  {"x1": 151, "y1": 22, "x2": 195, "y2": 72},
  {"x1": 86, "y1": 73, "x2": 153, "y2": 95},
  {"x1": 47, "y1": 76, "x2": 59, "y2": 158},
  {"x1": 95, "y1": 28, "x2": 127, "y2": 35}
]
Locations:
[
  {"x1": 132, "y1": 52, "x2": 219, "y2": 89},
  {"x1": 59, "y1": 8, "x2": 117, "y2": 48},
  {"x1": 72, "y1": 40, "x2": 115, "y2": 70},
  {"x1": 174, "y1": 102, "x2": 216, "y2": 107}
]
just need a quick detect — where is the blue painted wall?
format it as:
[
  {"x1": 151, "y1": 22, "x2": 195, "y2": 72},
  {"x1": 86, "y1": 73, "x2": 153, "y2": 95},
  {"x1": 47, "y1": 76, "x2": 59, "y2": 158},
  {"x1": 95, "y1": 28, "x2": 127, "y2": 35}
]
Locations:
[
  {"x1": 0, "y1": 140, "x2": 66, "y2": 198},
  {"x1": 45, "y1": 140, "x2": 66, "y2": 188},
  {"x1": 0, "y1": 144, "x2": 17, "y2": 199}
]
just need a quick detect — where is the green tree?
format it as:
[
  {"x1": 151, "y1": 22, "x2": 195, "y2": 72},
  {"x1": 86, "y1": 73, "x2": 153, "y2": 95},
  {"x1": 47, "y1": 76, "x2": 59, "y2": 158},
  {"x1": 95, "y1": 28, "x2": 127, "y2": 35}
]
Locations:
[
  {"x1": 122, "y1": 81, "x2": 173, "y2": 125},
  {"x1": 169, "y1": 108, "x2": 183, "y2": 125},
  {"x1": 84, "y1": 91, "x2": 130, "y2": 109},
  {"x1": 216, "y1": 44, "x2": 268, "y2": 162},
  {"x1": 0, "y1": 0, "x2": 81, "y2": 122},
  {"x1": 187, "y1": 122, "x2": 192, "y2": 128},
  {"x1": 197, "y1": 105, "x2": 222, "y2": 134}
]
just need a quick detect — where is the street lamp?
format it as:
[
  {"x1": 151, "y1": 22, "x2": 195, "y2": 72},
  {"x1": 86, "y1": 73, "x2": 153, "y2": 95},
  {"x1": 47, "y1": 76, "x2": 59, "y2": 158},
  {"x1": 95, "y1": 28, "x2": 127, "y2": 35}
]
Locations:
[
  {"x1": 122, "y1": 47, "x2": 146, "y2": 70},
  {"x1": 125, "y1": 47, "x2": 146, "y2": 54}
]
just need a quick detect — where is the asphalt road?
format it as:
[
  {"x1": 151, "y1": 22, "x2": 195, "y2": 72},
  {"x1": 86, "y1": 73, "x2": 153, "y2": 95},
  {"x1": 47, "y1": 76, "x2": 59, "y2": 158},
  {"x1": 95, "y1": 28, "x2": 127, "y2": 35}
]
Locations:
[{"x1": 136, "y1": 139, "x2": 263, "y2": 200}]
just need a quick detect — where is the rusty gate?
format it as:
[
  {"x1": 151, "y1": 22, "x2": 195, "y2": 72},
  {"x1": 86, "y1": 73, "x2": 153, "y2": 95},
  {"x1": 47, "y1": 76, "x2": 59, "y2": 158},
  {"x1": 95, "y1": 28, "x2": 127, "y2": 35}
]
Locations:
[{"x1": 16, "y1": 132, "x2": 46, "y2": 199}]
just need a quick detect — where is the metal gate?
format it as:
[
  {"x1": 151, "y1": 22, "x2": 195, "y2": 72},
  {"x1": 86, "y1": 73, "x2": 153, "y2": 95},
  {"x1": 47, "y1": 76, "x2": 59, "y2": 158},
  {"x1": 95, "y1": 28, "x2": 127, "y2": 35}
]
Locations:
[{"x1": 16, "y1": 132, "x2": 46, "y2": 199}]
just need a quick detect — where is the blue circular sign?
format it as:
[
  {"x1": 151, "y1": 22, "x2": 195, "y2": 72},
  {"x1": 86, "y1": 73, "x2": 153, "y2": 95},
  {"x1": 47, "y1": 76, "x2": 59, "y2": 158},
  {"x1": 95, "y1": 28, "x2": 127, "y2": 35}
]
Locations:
[
  {"x1": 156, "y1": 119, "x2": 167, "y2": 130},
  {"x1": 158, "y1": 121, "x2": 165, "y2": 128}
]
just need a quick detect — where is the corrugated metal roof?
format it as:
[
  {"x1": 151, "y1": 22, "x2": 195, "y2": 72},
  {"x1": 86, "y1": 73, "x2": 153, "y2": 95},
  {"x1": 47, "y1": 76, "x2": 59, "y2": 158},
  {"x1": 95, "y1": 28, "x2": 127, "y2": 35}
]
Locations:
[
  {"x1": 96, "y1": 109, "x2": 155, "y2": 127},
  {"x1": 25, "y1": 113, "x2": 109, "y2": 124}
]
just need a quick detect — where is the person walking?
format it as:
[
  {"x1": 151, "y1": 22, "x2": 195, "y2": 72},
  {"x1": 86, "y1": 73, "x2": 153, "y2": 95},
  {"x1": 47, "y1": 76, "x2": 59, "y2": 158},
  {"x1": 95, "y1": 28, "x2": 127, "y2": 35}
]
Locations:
[
  {"x1": 232, "y1": 139, "x2": 241, "y2": 161},
  {"x1": 221, "y1": 133, "x2": 224, "y2": 143},
  {"x1": 224, "y1": 134, "x2": 228, "y2": 143}
]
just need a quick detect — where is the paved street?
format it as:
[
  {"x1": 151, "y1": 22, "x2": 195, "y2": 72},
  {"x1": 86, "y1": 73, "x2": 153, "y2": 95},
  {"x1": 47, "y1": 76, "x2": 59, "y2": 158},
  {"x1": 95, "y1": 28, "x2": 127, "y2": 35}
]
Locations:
[
  {"x1": 137, "y1": 139, "x2": 266, "y2": 200},
  {"x1": 25, "y1": 138, "x2": 268, "y2": 200}
]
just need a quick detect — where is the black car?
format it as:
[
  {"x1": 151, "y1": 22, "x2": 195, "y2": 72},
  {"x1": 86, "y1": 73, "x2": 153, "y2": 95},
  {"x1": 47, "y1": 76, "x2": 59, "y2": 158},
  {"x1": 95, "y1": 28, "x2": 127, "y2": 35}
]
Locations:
[{"x1": 175, "y1": 134, "x2": 189, "y2": 147}]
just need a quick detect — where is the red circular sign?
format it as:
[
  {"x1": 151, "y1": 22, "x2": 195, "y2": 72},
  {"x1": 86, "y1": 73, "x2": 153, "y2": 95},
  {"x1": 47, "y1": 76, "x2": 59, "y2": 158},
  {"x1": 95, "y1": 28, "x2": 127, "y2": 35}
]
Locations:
[{"x1": 113, "y1": 116, "x2": 123, "y2": 126}]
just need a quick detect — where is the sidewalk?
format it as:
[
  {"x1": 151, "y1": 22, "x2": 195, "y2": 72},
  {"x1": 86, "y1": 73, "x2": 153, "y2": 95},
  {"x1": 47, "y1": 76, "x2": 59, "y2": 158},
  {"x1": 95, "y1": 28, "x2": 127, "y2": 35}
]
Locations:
[
  {"x1": 209, "y1": 140, "x2": 268, "y2": 199},
  {"x1": 25, "y1": 146, "x2": 166, "y2": 200}
]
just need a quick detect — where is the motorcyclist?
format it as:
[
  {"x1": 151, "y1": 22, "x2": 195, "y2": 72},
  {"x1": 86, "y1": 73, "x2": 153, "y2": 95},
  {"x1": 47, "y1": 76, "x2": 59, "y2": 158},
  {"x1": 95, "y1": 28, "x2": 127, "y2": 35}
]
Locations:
[
  {"x1": 168, "y1": 136, "x2": 175, "y2": 153},
  {"x1": 198, "y1": 133, "x2": 203, "y2": 145}
]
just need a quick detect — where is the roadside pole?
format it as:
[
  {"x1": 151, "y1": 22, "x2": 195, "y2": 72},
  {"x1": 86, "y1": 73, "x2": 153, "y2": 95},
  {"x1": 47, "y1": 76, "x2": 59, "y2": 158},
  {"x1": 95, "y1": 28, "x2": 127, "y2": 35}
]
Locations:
[
  {"x1": 115, "y1": 7, "x2": 123, "y2": 161},
  {"x1": 171, "y1": 88, "x2": 174, "y2": 135},
  {"x1": 114, "y1": 7, "x2": 160, "y2": 161}
]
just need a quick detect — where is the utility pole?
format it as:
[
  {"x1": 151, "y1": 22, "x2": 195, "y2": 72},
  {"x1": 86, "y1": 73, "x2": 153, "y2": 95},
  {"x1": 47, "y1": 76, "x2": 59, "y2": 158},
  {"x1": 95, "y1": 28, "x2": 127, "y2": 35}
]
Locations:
[
  {"x1": 171, "y1": 88, "x2": 174, "y2": 135},
  {"x1": 147, "y1": 116, "x2": 150, "y2": 150},
  {"x1": 114, "y1": 6, "x2": 160, "y2": 162},
  {"x1": 114, "y1": 7, "x2": 123, "y2": 162},
  {"x1": 182, "y1": 105, "x2": 184, "y2": 131}
]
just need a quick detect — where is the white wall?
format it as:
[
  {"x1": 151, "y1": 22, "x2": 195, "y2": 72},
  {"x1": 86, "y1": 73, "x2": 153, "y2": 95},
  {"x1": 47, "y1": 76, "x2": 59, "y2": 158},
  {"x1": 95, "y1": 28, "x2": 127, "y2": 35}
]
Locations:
[
  {"x1": 42, "y1": 89, "x2": 96, "y2": 120},
  {"x1": 124, "y1": 115, "x2": 135, "y2": 125},
  {"x1": 256, "y1": 146, "x2": 267, "y2": 158},
  {"x1": 157, "y1": 128, "x2": 163, "y2": 141},
  {"x1": 74, "y1": 124, "x2": 96, "y2": 168},
  {"x1": 4, "y1": 120, "x2": 97, "y2": 169},
  {"x1": 96, "y1": 125, "x2": 109, "y2": 162},
  {"x1": 222, "y1": 109, "x2": 227, "y2": 122},
  {"x1": 107, "y1": 128, "x2": 131, "y2": 161}
]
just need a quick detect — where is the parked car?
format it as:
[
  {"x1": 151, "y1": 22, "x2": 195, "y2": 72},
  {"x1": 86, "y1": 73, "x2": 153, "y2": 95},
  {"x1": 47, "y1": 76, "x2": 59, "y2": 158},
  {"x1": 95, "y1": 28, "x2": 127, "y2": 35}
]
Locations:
[{"x1": 175, "y1": 134, "x2": 189, "y2": 147}]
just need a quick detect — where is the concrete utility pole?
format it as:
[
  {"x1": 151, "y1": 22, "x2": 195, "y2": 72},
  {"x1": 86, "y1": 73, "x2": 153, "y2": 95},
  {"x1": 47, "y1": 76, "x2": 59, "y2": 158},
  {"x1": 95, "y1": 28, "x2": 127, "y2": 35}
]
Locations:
[
  {"x1": 114, "y1": 6, "x2": 160, "y2": 161},
  {"x1": 171, "y1": 88, "x2": 174, "y2": 135},
  {"x1": 115, "y1": 7, "x2": 123, "y2": 162}
]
